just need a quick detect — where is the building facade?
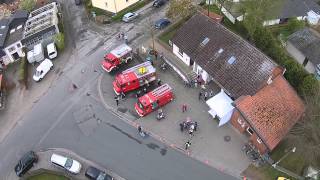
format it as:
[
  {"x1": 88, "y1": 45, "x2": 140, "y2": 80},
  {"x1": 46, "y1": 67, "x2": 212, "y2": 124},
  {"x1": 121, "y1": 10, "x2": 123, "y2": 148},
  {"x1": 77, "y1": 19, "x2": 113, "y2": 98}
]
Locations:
[{"x1": 91, "y1": 0, "x2": 140, "y2": 14}]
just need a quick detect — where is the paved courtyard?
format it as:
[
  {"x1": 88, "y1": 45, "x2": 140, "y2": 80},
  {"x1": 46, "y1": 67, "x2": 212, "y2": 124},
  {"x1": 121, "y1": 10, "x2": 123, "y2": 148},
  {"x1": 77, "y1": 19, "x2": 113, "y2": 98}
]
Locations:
[{"x1": 98, "y1": 41, "x2": 251, "y2": 177}]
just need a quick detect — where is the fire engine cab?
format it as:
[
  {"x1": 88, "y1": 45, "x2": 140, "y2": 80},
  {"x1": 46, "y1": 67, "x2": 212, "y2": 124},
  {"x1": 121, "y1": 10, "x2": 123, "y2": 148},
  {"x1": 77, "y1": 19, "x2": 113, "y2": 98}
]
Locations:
[
  {"x1": 101, "y1": 44, "x2": 133, "y2": 72},
  {"x1": 135, "y1": 83, "x2": 174, "y2": 117},
  {"x1": 113, "y1": 61, "x2": 156, "y2": 95}
]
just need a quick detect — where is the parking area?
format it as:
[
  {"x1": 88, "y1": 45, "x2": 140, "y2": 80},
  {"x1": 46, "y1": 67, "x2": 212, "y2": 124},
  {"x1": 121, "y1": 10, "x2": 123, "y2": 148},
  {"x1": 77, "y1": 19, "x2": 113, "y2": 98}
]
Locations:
[{"x1": 99, "y1": 41, "x2": 252, "y2": 176}]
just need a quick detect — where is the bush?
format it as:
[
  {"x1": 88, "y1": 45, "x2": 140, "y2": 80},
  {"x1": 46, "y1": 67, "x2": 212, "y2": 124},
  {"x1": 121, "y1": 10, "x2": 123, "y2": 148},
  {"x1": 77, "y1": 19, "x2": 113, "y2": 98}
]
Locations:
[
  {"x1": 18, "y1": 55, "x2": 28, "y2": 88},
  {"x1": 19, "y1": 0, "x2": 36, "y2": 12},
  {"x1": 299, "y1": 74, "x2": 319, "y2": 96},
  {"x1": 54, "y1": 33, "x2": 65, "y2": 51},
  {"x1": 286, "y1": 18, "x2": 305, "y2": 35}
]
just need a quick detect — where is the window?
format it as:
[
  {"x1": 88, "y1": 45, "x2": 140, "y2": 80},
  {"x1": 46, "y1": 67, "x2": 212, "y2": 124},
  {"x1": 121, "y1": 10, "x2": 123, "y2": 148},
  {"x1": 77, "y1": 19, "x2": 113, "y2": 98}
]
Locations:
[
  {"x1": 17, "y1": 43, "x2": 21, "y2": 48},
  {"x1": 8, "y1": 46, "x2": 15, "y2": 52},
  {"x1": 302, "y1": 58, "x2": 309, "y2": 66},
  {"x1": 246, "y1": 127, "x2": 254, "y2": 135},
  {"x1": 0, "y1": 26, "x2": 6, "y2": 29},
  {"x1": 237, "y1": 118, "x2": 243, "y2": 124},
  {"x1": 178, "y1": 48, "x2": 183, "y2": 56},
  {"x1": 257, "y1": 138, "x2": 262, "y2": 144}
]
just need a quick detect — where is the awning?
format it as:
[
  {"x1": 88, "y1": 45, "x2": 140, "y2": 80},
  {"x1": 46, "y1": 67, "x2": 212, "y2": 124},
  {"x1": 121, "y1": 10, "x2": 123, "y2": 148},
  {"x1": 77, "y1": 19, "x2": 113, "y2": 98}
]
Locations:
[{"x1": 206, "y1": 90, "x2": 234, "y2": 127}]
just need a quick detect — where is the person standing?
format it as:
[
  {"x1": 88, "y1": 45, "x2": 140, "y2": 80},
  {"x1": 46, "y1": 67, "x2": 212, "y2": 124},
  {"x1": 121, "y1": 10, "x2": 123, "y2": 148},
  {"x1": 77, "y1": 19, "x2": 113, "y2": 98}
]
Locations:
[
  {"x1": 114, "y1": 95, "x2": 120, "y2": 106},
  {"x1": 198, "y1": 91, "x2": 202, "y2": 100},
  {"x1": 185, "y1": 141, "x2": 191, "y2": 150},
  {"x1": 182, "y1": 104, "x2": 187, "y2": 113},
  {"x1": 204, "y1": 91, "x2": 208, "y2": 101}
]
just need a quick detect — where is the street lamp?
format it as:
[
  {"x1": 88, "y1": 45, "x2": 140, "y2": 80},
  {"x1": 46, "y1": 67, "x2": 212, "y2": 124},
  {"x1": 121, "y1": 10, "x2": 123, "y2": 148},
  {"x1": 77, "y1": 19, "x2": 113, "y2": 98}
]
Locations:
[{"x1": 272, "y1": 147, "x2": 296, "y2": 168}]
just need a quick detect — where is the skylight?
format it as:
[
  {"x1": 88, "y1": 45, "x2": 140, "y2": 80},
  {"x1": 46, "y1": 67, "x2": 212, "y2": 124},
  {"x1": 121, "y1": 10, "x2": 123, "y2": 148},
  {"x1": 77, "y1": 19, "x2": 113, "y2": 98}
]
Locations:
[
  {"x1": 201, "y1": 37, "x2": 210, "y2": 46},
  {"x1": 218, "y1": 48, "x2": 224, "y2": 54},
  {"x1": 228, "y1": 56, "x2": 236, "y2": 64}
]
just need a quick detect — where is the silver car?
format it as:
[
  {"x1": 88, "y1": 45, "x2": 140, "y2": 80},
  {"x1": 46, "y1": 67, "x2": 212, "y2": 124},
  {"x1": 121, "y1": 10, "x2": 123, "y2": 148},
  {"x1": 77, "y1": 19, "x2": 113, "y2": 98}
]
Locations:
[{"x1": 122, "y1": 12, "x2": 139, "y2": 22}]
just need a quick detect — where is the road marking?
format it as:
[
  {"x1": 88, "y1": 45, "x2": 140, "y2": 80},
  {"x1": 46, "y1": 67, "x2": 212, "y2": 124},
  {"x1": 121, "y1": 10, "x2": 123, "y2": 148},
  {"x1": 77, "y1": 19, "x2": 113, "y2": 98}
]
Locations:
[{"x1": 35, "y1": 99, "x2": 77, "y2": 147}]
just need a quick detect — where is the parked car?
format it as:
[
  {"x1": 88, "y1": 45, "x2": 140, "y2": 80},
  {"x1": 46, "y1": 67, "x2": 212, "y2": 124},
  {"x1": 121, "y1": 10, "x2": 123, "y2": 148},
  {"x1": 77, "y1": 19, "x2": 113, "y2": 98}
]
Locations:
[
  {"x1": 14, "y1": 151, "x2": 38, "y2": 177},
  {"x1": 33, "y1": 59, "x2": 53, "y2": 82},
  {"x1": 155, "y1": 18, "x2": 171, "y2": 29},
  {"x1": 46, "y1": 42, "x2": 58, "y2": 59},
  {"x1": 85, "y1": 166, "x2": 114, "y2": 180},
  {"x1": 50, "y1": 153, "x2": 82, "y2": 174},
  {"x1": 153, "y1": 0, "x2": 166, "y2": 7},
  {"x1": 75, "y1": 0, "x2": 81, "y2": 5},
  {"x1": 122, "y1": 12, "x2": 139, "y2": 22}
]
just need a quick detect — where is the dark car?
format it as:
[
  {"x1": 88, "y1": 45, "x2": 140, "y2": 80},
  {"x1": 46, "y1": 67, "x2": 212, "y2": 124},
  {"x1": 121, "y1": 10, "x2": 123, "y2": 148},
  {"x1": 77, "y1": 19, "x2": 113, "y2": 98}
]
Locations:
[
  {"x1": 85, "y1": 166, "x2": 113, "y2": 180},
  {"x1": 153, "y1": 0, "x2": 166, "y2": 7},
  {"x1": 155, "y1": 18, "x2": 171, "y2": 29},
  {"x1": 14, "y1": 151, "x2": 38, "y2": 177},
  {"x1": 75, "y1": 0, "x2": 81, "y2": 5}
]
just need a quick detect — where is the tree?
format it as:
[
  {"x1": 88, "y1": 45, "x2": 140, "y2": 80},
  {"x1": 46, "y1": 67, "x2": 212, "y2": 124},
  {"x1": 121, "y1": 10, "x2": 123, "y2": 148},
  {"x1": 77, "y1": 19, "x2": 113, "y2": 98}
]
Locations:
[
  {"x1": 19, "y1": 0, "x2": 36, "y2": 12},
  {"x1": 54, "y1": 33, "x2": 65, "y2": 51},
  {"x1": 241, "y1": 0, "x2": 274, "y2": 38},
  {"x1": 299, "y1": 74, "x2": 319, "y2": 97},
  {"x1": 286, "y1": 18, "x2": 305, "y2": 35},
  {"x1": 166, "y1": 0, "x2": 196, "y2": 20},
  {"x1": 287, "y1": 86, "x2": 320, "y2": 166}
]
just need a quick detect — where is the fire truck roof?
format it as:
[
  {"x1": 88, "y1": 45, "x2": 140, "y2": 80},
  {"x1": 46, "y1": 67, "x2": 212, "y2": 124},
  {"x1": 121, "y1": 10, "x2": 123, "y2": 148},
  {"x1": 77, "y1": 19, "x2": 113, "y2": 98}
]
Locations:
[
  {"x1": 110, "y1": 44, "x2": 132, "y2": 58},
  {"x1": 123, "y1": 61, "x2": 155, "y2": 76},
  {"x1": 139, "y1": 84, "x2": 172, "y2": 106}
]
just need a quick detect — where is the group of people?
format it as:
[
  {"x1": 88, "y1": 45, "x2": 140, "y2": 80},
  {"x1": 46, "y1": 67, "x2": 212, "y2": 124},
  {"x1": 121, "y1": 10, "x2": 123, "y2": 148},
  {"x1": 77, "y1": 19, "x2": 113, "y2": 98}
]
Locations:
[
  {"x1": 118, "y1": 32, "x2": 128, "y2": 44},
  {"x1": 179, "y1": 117, "x2": 199, "y2": 150},
  {"x1": 198, "y1": 90, "x2": 214, "y2": 101}
]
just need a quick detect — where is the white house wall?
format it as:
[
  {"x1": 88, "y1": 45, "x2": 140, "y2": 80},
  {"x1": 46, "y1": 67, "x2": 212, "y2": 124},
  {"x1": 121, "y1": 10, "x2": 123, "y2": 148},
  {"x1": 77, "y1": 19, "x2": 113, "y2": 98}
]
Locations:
[
  {"x1": 172, "y1": 43, "x2": 191, "y2": 66},
  {"x1": 263, "y1": 19, "x2": 280, "y2": 26},
  {"x1": 221, "y1": 7, "x2": 236, "y2": 24},
  {"x1": 193, "y1": 62, "x2": 211, "y2": 83},
  {"x1": 4, "y1": 41, "x2": 24, "y2": 64}
]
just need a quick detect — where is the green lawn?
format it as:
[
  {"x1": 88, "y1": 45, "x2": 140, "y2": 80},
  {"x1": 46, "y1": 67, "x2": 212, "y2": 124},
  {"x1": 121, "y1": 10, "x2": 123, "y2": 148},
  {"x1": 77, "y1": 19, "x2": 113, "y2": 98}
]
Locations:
[{"x1": 27, "y1": 173, "x2": 69, "y2": 180}]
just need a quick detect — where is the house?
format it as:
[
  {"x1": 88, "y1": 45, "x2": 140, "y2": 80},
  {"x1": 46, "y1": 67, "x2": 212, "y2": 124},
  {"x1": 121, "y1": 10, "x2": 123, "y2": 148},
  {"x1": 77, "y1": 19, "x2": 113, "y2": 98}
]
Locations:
[
  {"x1": 171, "y1": 13, "x2": 305, "y2": 154},
  {"x1": 0, "y1": 10, "x2": 28, "y2": 67},
  {"x1": 91, "y1": 0, "x2": 139, "y2": 14},
  {"x1": 286, "y1": 28, "x2": 320, "y2": 76},
  {"x1": 171, "y1": 13, "x2": 281, "y2": 99},
  {"x1": 217, "y1": 0, "x2": 320, "y2": 25},
  {"x1": 21, "y1": 2, "x2": 60, "y2": 50},
  {"x1": 230, "y1": 75, "x2": 305, "y2": 154}
]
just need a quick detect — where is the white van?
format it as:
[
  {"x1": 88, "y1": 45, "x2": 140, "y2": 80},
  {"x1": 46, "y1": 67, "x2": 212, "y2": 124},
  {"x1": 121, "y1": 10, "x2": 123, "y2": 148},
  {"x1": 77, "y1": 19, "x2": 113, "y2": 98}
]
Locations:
[
  {"x1": 33, "y1": 59, "x2": 53, "y2": 82},
  {"x1": 47, "y1": 43, "x2": 57, "y2": 59},
  {"x1": 50, "y1": 153, "x2": 82, "y2": 174}
]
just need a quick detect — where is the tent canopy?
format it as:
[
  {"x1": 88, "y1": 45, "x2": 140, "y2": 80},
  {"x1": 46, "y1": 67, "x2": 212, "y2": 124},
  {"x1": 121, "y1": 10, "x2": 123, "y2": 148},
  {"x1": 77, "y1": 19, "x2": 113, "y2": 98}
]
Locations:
[{"x1": 206, "y1": 90, "x2": 234, "y2": 126}]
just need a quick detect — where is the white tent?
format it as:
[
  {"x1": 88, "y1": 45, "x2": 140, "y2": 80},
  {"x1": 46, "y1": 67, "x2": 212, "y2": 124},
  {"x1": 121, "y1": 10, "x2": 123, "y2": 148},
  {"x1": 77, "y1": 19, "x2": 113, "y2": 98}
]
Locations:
[{"x1": 206, "y1": 89, "x2": 234, "y2": 127}]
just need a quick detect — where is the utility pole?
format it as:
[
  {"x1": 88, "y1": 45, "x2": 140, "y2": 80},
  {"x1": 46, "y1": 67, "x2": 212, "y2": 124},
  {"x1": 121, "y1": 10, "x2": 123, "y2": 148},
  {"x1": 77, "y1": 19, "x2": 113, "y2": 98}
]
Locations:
[{"x1": 207, "y1": 0, "x2": 210, "y2": 16}]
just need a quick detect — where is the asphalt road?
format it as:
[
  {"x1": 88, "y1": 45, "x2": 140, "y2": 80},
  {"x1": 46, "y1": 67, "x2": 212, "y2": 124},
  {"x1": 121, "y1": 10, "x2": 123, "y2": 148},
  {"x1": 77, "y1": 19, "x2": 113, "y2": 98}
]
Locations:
[{"x1": 0, "y1": 1, "x2": 238, "y2": 180}]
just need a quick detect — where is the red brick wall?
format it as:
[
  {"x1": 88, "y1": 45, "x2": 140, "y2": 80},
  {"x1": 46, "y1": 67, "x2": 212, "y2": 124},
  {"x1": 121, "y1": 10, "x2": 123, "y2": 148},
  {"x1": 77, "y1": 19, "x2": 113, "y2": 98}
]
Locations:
[
  {"x1": 230, "y1": 109, "x2": 247, "y2": 133},
  {"x1": 231, "y1": 109, "x2": 268, "y2": 154},
  {"x1": 249, "y1": 133, "x2": 268, "y2": 154}
]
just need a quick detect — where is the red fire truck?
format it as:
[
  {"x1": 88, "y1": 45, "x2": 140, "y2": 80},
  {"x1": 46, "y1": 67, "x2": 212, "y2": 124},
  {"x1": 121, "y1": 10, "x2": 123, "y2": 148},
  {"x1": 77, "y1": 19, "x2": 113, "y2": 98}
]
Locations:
[
  {"x1": 135, "y1": 83, "x2": 174, "y2": 117},
  {"x1": 101, "y1": 44, "x2": 133, "y2": 72},
  {"x1": 113, "y1": 61, "x2": 156, "y2": 95}
]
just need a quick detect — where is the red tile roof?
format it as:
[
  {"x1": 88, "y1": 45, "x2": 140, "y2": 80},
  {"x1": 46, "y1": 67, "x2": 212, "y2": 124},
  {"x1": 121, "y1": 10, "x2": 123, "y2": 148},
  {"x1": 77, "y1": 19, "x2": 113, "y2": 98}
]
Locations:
[{"x1": 235, "y1": 75, "x2": 305, "y2": 151}]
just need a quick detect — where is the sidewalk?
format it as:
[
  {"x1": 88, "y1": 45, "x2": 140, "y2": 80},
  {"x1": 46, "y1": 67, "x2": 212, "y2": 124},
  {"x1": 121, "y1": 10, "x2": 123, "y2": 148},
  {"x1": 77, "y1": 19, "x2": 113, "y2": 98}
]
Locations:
[
  {"x1": 98, "y1": 41, "x2": 252, "y2": 178},
  {"x1": 7, "y1": 148, "x2": 125, "y2": 180}
]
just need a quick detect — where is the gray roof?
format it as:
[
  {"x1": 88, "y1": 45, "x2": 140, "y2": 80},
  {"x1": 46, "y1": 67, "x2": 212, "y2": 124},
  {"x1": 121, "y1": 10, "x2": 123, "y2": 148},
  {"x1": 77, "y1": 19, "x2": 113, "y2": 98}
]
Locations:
[
  {"x1": 172, "y1": 14, "x2": 278, "y2": 99},
  {"x1": 0, "y1": 10, "x2": 28, "y2": 48},
  {"x1": 287, "y1": 28, "x2": 320, "y2": 65},
  {"x1": 0, "y1": 18, "x2": 10, "y2": 48},
  {"x1": 277, "y1": 0, "x2": 320, "y2": 19}
]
